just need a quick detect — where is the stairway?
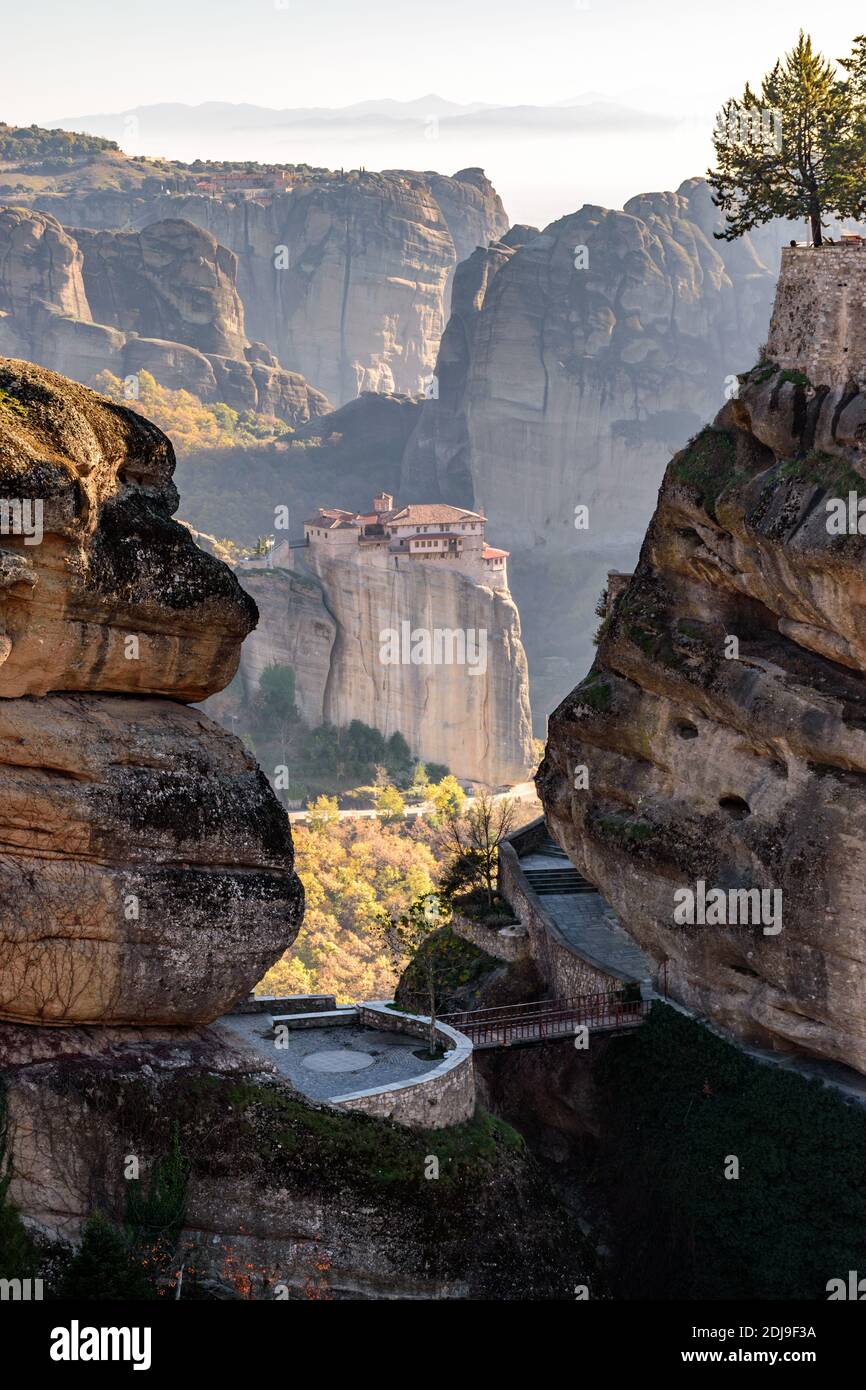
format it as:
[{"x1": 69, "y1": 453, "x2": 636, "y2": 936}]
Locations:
[
  {"x1": 534, "y1": 834, "x2": 569, "y2": 861},
  {"x1": 523, "y1": 865, "x2": 596, "y2": 895}
]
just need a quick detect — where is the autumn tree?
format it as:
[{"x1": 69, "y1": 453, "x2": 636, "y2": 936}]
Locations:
[
  {"x1": 440, "y1": 791, "x2": 517, "y2": 906},
  {"x1": 374, "y1": 894, "x2": 450, "y2": 1054},
  {"x1": 259, "y1": 817, "x2": 437, "y2": 1002},
  {"x1": 375, "y1": 783, "x2": 406, "y2": 824},
  {"x1": 708, "y1": 31, "x2": 866, "y2": 247},
  {"x1": 306, "y1": 794, "x2": 339, "y2": 832},
  {"x1": 427, "y1": 774, "x2": 466, "y2": 825}
]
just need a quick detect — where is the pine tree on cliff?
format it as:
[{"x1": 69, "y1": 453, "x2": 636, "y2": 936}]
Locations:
[{"x1": 708, "y1": 31, "x2": 866, "y2": 247}]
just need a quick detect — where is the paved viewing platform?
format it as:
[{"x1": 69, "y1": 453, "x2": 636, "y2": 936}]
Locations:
[{"x1": 220, "y1": 1011, "x2": 443, "y2": 1102}]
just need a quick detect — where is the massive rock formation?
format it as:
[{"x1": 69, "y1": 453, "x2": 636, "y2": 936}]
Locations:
[
  {"x1": 238, "y1": 566, "x2": 336, "y2": 727},
  {"x1": 403, "y1": 178, "x2": 795, "y2": 723},
  {"x1": 0, "y1": 358, "x2": 303, "y2": 1025},
  {"x1": 109, "y1": 168, "x2": 507, "y2": 404},
  {"x1": 3, "y1": 1021, "x2": 586, "y2": 1296},
  {"x1": 0, "y1": 694, "x2": 298, "y2": 1026},
  {"x1": 74, "y1": 219, "x2": 247, "y2": 359},
  {"x1": 0, "y1": 357, "x2": 255, "y2": 699},
  {"x1": 301, "y1": 544, "x2": 533, "y2": 785},
  {"x1": 0, "y1": 208, "x2": 331, "y2": 425},
  {"x1": 539, "y1": 247, "x2": 866, "y2": 1075}
]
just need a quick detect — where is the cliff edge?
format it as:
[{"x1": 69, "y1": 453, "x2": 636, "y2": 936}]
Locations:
[{"x1": 538, "y1": 247, "x2": 866, "y2": 1075}]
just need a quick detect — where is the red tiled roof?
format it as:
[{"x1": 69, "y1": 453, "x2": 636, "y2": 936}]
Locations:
[{"x1": 483, "y1": 546, "x2": 508, "y2": 559}]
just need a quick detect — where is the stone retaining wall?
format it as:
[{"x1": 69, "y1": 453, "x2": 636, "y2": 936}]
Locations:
[
  {"x1": 330, "y1": 1002, "x2": 475, "y2": 1130},
  {"x1": 236, "y1": 993, "x2": 336, "y2": 1015},
  {"x1": 767, "y1": 246, "x2": 866, "y2": 388},
  {"x1": 450, "y1": 911, "x2": 529, "y2": 962},
  {"x1": 499, "y1": 818, "x2": 626, "y2": 998}
]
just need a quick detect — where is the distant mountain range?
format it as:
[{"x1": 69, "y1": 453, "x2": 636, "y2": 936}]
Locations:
[{"x1": 54, "y1": 96, "x2": 677, "y2": 143}]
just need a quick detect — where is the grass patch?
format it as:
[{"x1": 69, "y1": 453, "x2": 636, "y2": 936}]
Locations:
[
  {"x1": 670, "y1": 426, "x2": 741, "y2": 515},
  {"x1": 0, "y1": 387, "x2": 25, "y2": 418},
  {"x1": 778, "y1": 450, "x2": 863, "y2": 493},
  {"x1": 572, "y1": 671, "x2": 613, "y2": 713},
  {"x1": 777, "y1": 368, "x2": 811, "y2": 389}
]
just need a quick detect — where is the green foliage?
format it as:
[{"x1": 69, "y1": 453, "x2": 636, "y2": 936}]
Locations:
[
  {"x1": 209, "y1": 1078, "x2": 525, "y2": 1194},
  {"x1": 0, "y1": 388, "x2": 25, "y2": 419},
  {"x1": 396, "y1": 925, "x2": 502, "y2": 1015},
  {"x1": 596, "y1": 1003, "x2": 866, "y2": 1299},
  {"x1": 124, "y1": 1123, "x2": 190, "y2": 1255},
  {"x1": 53, "y1": 1128, "x2": 190, "y2": 1300},
  {"x1": 427, "y1": 775, "x2": 467, "y2": 823},
  {"x1": 375, "y1": 783, "x2": 406, "y2": 823},
  {"x1": 0, "y1": 122, "x2": 118, "y2": 159},
  {"x1": 670, "y1": 427, "x2": 740, "y2": 515},
  {"x1": 779, "y1": 449, "x2": 864, "y2": 491},
  {"x1": 596, "y1": 813, "x2": 656, "y2": 846},
  {"x1": 410, "y1": 761, "x2": 430, "y2": 798},
  {"x1": 261, "y1": 717, "x2": 417, "y2": 798},
  {"x1": 56, "y1": 1213, "x2": 157, "y2": 1301},
  {"x1": 708, "y1": 31, "x2": 866, "y2": 245},
  {"x1": 572, "y1": 671, "x2": 612, "y2": 712},
  {"x1": 385, "y1": 730, "x2": 412, "y2": 774},
  {"x1": 776, "y1": 368, "x2": 811, "y2": 388},
  {"x1": 257, "y1": 663, "x2": 298, "y2": 726}
]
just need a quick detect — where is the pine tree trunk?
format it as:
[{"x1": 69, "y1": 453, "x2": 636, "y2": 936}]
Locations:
[{"x1": 811, "y1": 206, "x2": 823, "y2": 247}]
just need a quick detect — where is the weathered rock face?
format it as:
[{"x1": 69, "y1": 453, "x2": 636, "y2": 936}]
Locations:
[
  {"x1": 0, "y1": 358, "x2": 256, "y2": 699},
  {"x1": 1, "y1": 1024, "x2": 587, "y2": 1297},
  {"x1": 238, "y1": 566, "x2": 336, "y2": 726},
  {"x1": 0, "y1": 694, "x2": 302, "y2": 1025},
  {"x1": 403, "y1": 178, "x2": 793, "y2": 723},
  {"x1": 0, "y1": 206, "x2": 91, "y2": 320},
  {"x1": 74, "y1": 219, "x2": 246, "y2": 359},
  {"x1": 0, "y1": 208, "x2": 331, "y2": 425},
  {"x1": 538, "y1": 334, "x2": 866, "y2": 1074},
  {"x1": 131, "y1": 169, "x2": 507, "y2": 404},
  {"x1": 0, "y1": 358, "x2": 303, "y2": 1026},
  {"x1": 303, "y1": 545, "x2": 533, "y2": 785}
]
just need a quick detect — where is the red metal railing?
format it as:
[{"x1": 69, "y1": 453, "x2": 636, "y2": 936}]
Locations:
[{"x1": 441, "y1": 990, "x2": 649, "y2": 1047}]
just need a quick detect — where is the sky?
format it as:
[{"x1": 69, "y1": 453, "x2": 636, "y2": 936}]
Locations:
[{"x1": 3, "y1": 0, "x2": 864, "y2": 225}]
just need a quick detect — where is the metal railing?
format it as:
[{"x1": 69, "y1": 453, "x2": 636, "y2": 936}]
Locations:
[{"x1": 441, "y1": 990, "x2": 649, "y2": 1048}]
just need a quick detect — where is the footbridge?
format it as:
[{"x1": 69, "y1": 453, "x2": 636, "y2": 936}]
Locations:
[{"x1": 441, "y1": 989, "x2": 650, "y2": 1049}]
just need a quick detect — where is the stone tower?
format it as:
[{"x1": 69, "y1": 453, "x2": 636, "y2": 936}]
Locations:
[{"x1": 767, "y1": 246, "x2": 866, "y2": 388}]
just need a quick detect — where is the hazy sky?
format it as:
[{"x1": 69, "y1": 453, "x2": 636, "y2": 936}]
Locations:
[
  {"x1": 4, "y1": 0, "x2": 860, "y2": 120},
  {"x1": 4, "y1": 0, "x2": 864, "y2": 224}
]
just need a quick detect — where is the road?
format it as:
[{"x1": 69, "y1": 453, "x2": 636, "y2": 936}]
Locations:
[{"x1": 287, "y1": 781, "x2": 540, "y2": 824}]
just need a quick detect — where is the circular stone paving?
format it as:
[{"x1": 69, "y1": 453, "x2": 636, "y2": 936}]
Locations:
[{"x1": 302, "y1": 1049, "x2": 378, "y2": 1074}]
